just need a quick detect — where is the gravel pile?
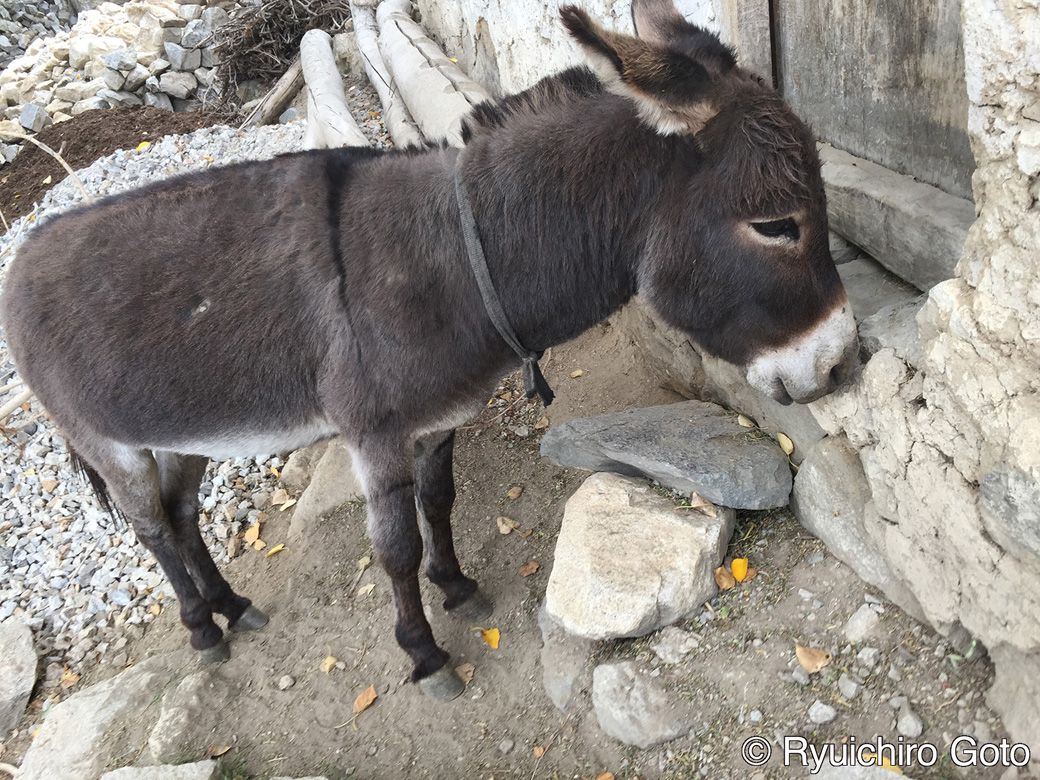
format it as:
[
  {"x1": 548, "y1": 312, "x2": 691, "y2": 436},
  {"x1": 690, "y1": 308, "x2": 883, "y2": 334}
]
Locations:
[{"x1": 0, "y1": 105, "x2": 392, "y2": 681}]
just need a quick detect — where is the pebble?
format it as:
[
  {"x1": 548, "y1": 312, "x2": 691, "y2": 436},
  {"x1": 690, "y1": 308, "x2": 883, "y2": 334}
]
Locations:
[
  {"x1": 837, "y1": 673, "x2": 859, "y2": 700},
  {"x1": 748, "y1": 709, "x2": 763, "y2": 724},
  {"x1": 856, "y1": 646, "x2": 880, "y2": 668},
  {"x1": 277, "y1": 675, "x2": 295, "y2": 691},
  {"x1": 808, "y1": 700, "x2": 837, "y2": 724},
  {"x1": 897, "y1": 703, "x2": 924, "y2": 738},
  {"x1": 497, "y1": 738, "x2": 514, "y2": 754},
  {"x1": 792, "y1": 667, "x2": 810, "y2": 686},
  {"x1": 843, "y1": 603, "x2": 880, "y2": 642}
]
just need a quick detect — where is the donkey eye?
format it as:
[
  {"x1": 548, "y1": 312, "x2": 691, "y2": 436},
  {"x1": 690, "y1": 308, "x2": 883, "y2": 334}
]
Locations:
[{"x1": 751, "y1": 218, "x2": 800, "y2": 241}]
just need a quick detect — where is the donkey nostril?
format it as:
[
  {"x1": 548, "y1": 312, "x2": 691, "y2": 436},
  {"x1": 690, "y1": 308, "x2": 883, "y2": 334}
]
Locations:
[{"x1": 829, "y1": 363, "x2": 845, "y2": 387}]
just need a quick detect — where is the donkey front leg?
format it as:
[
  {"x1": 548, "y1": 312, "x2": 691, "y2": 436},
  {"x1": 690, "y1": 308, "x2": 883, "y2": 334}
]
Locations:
[
  {"x1": 155, "y1": 452, "x2": 268, "y2": 633},
  {"x1": 414, "y1": 430, "x2": 492, "y2": 621},
  {"x1": 354, "y1": 436, "x2": 465, "y2": 701}
]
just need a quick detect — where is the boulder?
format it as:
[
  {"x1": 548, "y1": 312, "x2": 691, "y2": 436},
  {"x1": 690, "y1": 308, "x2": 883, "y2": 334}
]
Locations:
[
  {"x1": 987, "y1": 644, "x2": 1040, "y2": 754},
  {"x1": 288, "y1": 439, "x2": 364, "y2": 541},
  {"x1": 545, "y1": 472, "x2": 734, "y2": 640},
  {"x1": 18, "y1": 102, "x2": 51, "y2": 132},
  {"x1": 163, "y1": 41, "x2": 200, "y2": 72},
  {"x1": 591, "y1": 661, "x2": 691, "y2": 748},
  {"x1": 124, "y1": 63, "x2": 150, "y2": 91},
  {"x1": 0, "y1": 619, "x2": 36, "y2": 735},
  {"x1": 71, "y1": 96, "x2": 110, "y2": 114},
  {"x1": 279, "y1": 441, "x2": 330, "y2": 492},
  {"x1": 158, "y1": 70, "x2": 195, "y2": 99},
  {"x1": 540, "y1": 400, "x2": 792, "y2": 509},
  {"x1": 100, "y1": 762, "x2": 218, "y2": 780},
  {"x1": 101, "y1": 67, "x2": 126, "y2": 91},
  {"x1": 537, "y1": 607, "x2": 595, "y2": 711},
  {"x1": 143, "y1": 91, "x2": 173, "y2": 111},
  {"x1": 148, "y1": 671, "x2": 233, "y2": 763}
]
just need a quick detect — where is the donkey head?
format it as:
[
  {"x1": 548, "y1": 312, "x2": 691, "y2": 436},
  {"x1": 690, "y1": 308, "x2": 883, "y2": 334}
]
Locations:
[{"x1": 563, "y1": 0, "x2": 858, "y2": 404}]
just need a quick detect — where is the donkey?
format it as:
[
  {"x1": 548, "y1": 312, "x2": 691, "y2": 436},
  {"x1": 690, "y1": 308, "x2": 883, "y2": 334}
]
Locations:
[{"x1": 1, "y1": 0, "x2": 857, "y2": 700}]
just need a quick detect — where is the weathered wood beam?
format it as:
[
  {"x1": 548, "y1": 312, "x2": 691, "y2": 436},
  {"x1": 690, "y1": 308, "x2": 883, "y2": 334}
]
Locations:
[
  {"x1": 349, "y1": 1, "x2": 424, "y2": 148},
  {"x1": 300, "y1": 29, "x2": 370, "y2": 149},
  {"x1": 376, "y1": 0, "x2": 490, "y2": 148},
  {"x1": 820, "y1": 143, "x2": 975, "y2": 291},
  {"x1": 239, "y1": 57, "x2": 304, "y2": 129}
]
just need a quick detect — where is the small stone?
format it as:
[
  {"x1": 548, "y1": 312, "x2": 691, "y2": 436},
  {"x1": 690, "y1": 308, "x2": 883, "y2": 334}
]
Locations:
[
  {"x1": 748, "y1": 709, "x2": 763, "y2": 724},
  {"x1": 200, "y1": 7, "x2": 230, "y2": 29},
  {"x1": 844, "y1": 604, "x2": 880, "y2": 642},
  {"x1": 123, "y1": 64, "x2": 150, "y2": 91},
  {"x1": 856, "y1": 646, "x2": 880, "y2": 668},
  {"x1": 792, "y1": 667, "x2": 810, "y2": 686},
  {"x1": 18, "y1": 102, "x2": 51, "y2": 132},
  {"x1": 808, "y1": 700, "x2": 837, "y2": 724},
  {"x1": 278, "y1": 107, "x2": 300, "y2": 124},
  {"x1": 497, "y1": 738, "x2": 514, "y2": 754},
  {"x1": 897, "y1": 703, "x2": 924, "y2": 738},
  {"x1": 837, "y1": 673, "x2": 860, "y2": 700},
  {"x1": 277, "y1": 675, "x2": 295, "y2": 691},
  {"x1": 71, "y1": 96, "x2": 110, "y2": 115},
  {"x1": 651, "y1": 626, "x2": 700, "y2": 664}
]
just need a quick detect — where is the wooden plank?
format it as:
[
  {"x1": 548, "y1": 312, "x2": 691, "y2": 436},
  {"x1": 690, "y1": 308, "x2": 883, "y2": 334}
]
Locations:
[
  {"x1": 239, "y1": 58, "x2": 303, "y2": 129},
  {"x1": 820, "y1": 143, "x2": 975, "y2": 291},
  {"x1": 774, "y1": 0, "x2": 973, "y2": 199}
]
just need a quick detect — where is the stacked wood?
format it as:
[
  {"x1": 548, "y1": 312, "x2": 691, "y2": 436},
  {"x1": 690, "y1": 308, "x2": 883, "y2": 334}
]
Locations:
[{"x1": 300, "y1": 29, "x2": 370, "y2": 149}]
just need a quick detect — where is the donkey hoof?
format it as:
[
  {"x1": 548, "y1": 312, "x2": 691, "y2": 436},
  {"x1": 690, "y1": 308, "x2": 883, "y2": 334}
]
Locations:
[
  {"x1": 418, "y1": 665, "x2": 466, "y2": 702},
  {"x1": 230, "y1": 605, "x2": 269, "y2": 633},
  {"x1": 199, "y1": 640, "x2": 230, "y2": 664},
  {"x1": 448, "y1": 590, "x2": 493, "y2": 622}
]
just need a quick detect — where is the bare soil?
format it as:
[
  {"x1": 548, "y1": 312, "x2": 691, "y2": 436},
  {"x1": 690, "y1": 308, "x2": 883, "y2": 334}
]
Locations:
[
  {"x1": 7, "y1": 321, "x2": 1016, "y2": 779},
  {"x1": 0, "y1": 107, "x2": 227, "y2": 222}
]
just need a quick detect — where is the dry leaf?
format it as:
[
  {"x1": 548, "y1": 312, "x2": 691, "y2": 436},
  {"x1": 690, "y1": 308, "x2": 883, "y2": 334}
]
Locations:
[
  {"x1": 596, "y1": 774, "x2": 616, "y2": 780},
  {"x1": 356, "y1": 583, "x2": 375, "y2": 597},
  {"x1": 320, "y1": 655, "x2": 338, "y2": 673},
  {"x1": 744, "y1": 566, "x2": 759, "y2": 581},
  {"x1": 737, "y1": 414, "x2": 756, "y2": 428},
  {"x1": 519, "y1": 560, "x2": 540, "y2": 577},
  {"x1": 496, "y1": 516, "x2": 518, "y2": 534},
  {"x1": 243, "y1": 524, "x2": 261, "y2": 544},
  {"x1": 149, "y1": 603, "x2": 162, "y2": 617},
  {"x1": 777, "y1": 432, "x2": 795, "y2": 456},
  {"x1": 357, "y1": 555, "x2": 371, "y2": 570},
  {"x1": 687, "y1": 492, "x2": 717, "y2": 517},
  {"x1": 278, "y1": 498, "x2": 297, "y2": 511},
  {"x1": 42, "y1": 174, "x2": 52, "y2": 185},
  {"x1": 714, "y1": 565, "x2": 736, "y2": 590},
  {"x1": 795, "y1": 644, "x2": 832, "y2": 674},
  {"x1": 506, "y1": 485, "x2": 523, "y2": 500},
  {"x1": 135, "y1": 140, "x2": 151, "y2": 152},
  {"x1": 60, "y1": 668, "x2": 79, "y2": 688},
  {"x1": 569, "y1": 369, "x2": 584, "y2": 378},
  {"x1": 271, "y1": 487, "x2": 290, "y2": 505},
  {"x1": 480, "y1": 627, "x2": 501, "y2": 649},
  {"x1": 455, "y1": 662, "x2": 475, "y2": 685},
  {"x1": 731, "y1": 557, "x2": 749, "y2": 582},
  {"x1": 532, "y1": 745, "x2": 546, "y2": 758},
  {"x1": 265, "y1": 543, "x2": 285, "y2": 558},
  {"x1": 252, "y1": 539, "x2": 267, "y2": 551},
  {"x1": 40, "y1": 479, "x2": 59, "y2": 493},
  {"x1": 207, "y1": 745, "x2": 231, "y2": 758},
  {"x1": 353, "y1": 684, "x2": 378, "y2": 714},
  {"x1": 270, "y1": 465, "x2": 280, "y2": 477},
  {"x1": 533, "y1": 416, "x2": 550, "y2": 430},
  {"x1": 227, "y1": 537, "x2": 240, "y2": 558}
]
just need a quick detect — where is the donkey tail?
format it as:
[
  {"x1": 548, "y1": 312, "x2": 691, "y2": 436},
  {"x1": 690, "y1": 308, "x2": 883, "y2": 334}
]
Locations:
[{"x1": 70, "y1": 448, "x2": 121, "y2": 519}]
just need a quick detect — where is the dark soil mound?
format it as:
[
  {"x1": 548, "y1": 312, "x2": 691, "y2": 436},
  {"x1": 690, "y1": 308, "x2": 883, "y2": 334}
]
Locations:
[{"x1": 0, "y1": 107, "x2": 226, "y2": 224}]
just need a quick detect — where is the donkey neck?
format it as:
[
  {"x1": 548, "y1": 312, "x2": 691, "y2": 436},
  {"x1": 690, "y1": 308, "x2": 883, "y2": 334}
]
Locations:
[{"x1": 455, "y1": 94, "x2": 681, "y2": 352}]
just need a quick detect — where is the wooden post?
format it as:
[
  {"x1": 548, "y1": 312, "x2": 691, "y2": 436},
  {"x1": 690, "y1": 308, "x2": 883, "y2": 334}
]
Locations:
[
  {"x1": 300, "y1": 29, "x2": 370, "y2": 148},
  {"x1": 239, "y1": 58, "x2": 304, "y2": 129}
]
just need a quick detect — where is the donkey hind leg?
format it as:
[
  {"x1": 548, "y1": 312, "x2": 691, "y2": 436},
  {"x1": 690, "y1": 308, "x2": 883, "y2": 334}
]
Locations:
[
  {"x1": 155, "y1": 452, "x2": 268, "y2": 633},
  {"x1": 74, "y1": 441, "x2": 226, "y2": 660},
  {"x1": 354, "y1": 436, "x2": 465, "y2": 702},
  {"x1": 414, "y1": 430, "x2": 492, "y2": 621}
]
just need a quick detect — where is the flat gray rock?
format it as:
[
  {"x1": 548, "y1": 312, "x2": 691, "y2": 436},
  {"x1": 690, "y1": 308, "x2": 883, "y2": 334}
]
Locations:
[
  {"x1": 592, "y1": 661, "x2": 691, "y2": 748},
  {"x1": 0, "y1": 619, "x2": 37, "y2": 734},
  {"x1": 540, "y1": 400, "x2": 792, "y2": 509},
  {"x1": 101, "y1": 761, "x2": 218, "y2": 780}
]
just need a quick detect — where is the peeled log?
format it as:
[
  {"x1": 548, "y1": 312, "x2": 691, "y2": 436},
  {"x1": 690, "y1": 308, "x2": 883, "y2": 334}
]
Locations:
[
  {"x1": 349, "y1": 2, "x2": 424, "y2": 148},
  {"x1": 376, "y1": 0, "x2": 490, "y2": 147},
  {"x1": 300, "y1": 29, "x2": 369, "y2": 149}
]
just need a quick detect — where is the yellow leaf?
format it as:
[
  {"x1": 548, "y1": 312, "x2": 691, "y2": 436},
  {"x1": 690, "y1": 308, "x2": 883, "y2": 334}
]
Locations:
[
  {"x1": 731, "y1": 557, "x2": 749, "y2": 582},
  {"x1": 207, "y1": 745, "x2": 231, "y2": 758},
  {"x1": 714, "y1": 565, "x2": 736, "y2": 590},
  {"x1": 737, "y1": 414, "x2": 756, "y2": 428},
  {"x1": 42, "y1": 174, "x2": 52, "y2": 184},
  {"x1": 596, "y1": 774, "x2": 615, "y2": 780},
  {"x1": 795, "y1": 644, "x2": 832, "y2": 674},
  {"x1": 135, "y1": 140, "x2": 151, "y2": 152},
  {"x1": 252, "y1": 539, "x2": 267, "y2": 551},
  {"x1": 569, "y1": 369, "x2": 584, "y2": 378},
  {"x1": 149, "y1": 603, "x2": 161, "y2": 617},
  {"x1": 533, "y1": 415, "x2": 550, "y2": 430},
  {"x1": 270, "y1": 465, "x2": 280, "y2": 477},
  {"x1": 448, "y1": 56, "x2": 458, "y2": 63},
  {"x1": 243, "y1": 524, "x2": 261, "y2": 544},
  {"x1": 777, "y1": 432, "x2": 795, "y2": 456},
  {"x1": 480, "y1": 627, "x2": 501, "y2": 649},
  {"x1": 356, "y1": 583, "x2": 375, "y2": 597},
  {"x1": 532, "y1": 745, "x2": 546, "y2": 758},
  {"x1": 496, "y1": 516, "x2": 518, "y2": 535},
  {"x1": 455, "y1": 662, "x2": 475, "y2": 684},
  {"x1": 506, "y1": 485, "x2": 523, "y2": 500},
  {"x1": 60, "y1": 668, "x2": 80, "y2": 688},
  {"x1": 863, "y1": 753, "x2": 903, "y2": 773},
  {"x1": 265, "y1": 543, "x2": 285, "y2": 558},
  {"x1": 353, "y1": 684, "x2": 378, "y2": 714},
  {"x1": 519, "y1": 560, "x2": 540, "y2": 577},
  {"x1": 320, "y1": 655, "x2": 338, "y2": 673}
]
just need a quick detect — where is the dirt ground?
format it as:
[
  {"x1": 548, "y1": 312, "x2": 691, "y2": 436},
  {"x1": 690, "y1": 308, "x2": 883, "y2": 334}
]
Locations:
[
  {"x1": 0, "y1": 106, "x2": 227, "y2": 221},
  {"x1": 18, "y1": 320, "x2": 1015, "y2": 780}
]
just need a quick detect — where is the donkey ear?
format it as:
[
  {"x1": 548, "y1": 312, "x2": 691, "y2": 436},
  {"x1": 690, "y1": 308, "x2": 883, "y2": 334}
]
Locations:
[
  {"x1": 631, "y1": 0, "x2": 737, "y2": 77},
  {"x1": 561, "y1": 5, "x2": 718, "y2": 135}
]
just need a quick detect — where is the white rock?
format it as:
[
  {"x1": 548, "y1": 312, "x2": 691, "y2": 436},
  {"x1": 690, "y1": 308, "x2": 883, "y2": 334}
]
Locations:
[
  {"x1": 844, "y1": 604, "x2": 880, "y2": 643},
  {"x1": 158, "y1": 70, "x2": 195, "y2": 99},
  {"x1": 180, "y1": 19, "x2": 209, "y2": 49},
  {"x1": 54, "y1": 78, "x2": 102, "y2": 102},
  {"x1": 123, "y1": 63, "x2": 150, "y2": 91},
  {"x1": 288, "y1": 439, "x2": 363, "y2": 542},
  {"x1": 163, "y1": 41, "x2": 200, "y2": 71},
  {"x1": 100, "y1": 762, "x2": 218, "y2": 780},
  {"x1": 100, "y1": 47, "x2": 137, "y2": 71},
  {"x1": 808, "y1": 700, "x2": 837, "y2": 724},
  {"x1": 651, "y1": 626, "x2": 700, "y2": 664},
  {"x1": 101, "y1": 67, "x2": 126, "y2": 91},
  {"x1": 897, "y1": 703, "x2": 924, "y2": 738},
  {"x1": 838, "y1": 672, "x2": 860, "y2": 700},
  {"x1": 545, "y1": 472, "x2": 734, "y2": 640},
  {"x1": 143, "y1": 91, "x2": 173, "y2": 111},
  {"x1": 0, "y1": 619, "x2": 37, "y2": 734},
  {"x1": 592, "y1": 662, "x2": 691, "y2": 748},
  {"x1": 71, "y1": 96, "x2": 110, "y2": 115}
]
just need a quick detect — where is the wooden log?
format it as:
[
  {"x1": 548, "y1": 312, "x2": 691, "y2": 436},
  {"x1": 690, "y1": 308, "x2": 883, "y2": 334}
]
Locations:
[
  {"x1": 349, "y1": 1, "x2": 424, "y2": 148},
  {"x1": 300, "y1": 29, "x2": 370, "y2": 149},
  {"x1": 376, "y1": 0, "x2": 490, "y2": 148},
  {"x1": 820, "y1": 143, "x2": 975, "y2": 291},
  {"x1": 239, "y1": 57, "x2": 304, "y2": 129}
]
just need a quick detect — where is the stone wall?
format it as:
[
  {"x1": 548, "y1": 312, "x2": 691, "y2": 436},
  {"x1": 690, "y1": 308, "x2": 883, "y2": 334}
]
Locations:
[{"x1": 412, "y1": 0, "x2": 1040, "y2": 750}]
